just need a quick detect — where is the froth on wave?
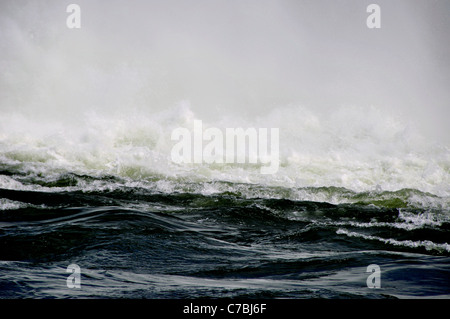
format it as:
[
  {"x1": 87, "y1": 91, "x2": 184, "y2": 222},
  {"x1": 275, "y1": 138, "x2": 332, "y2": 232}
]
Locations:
[{"x1": 0, "y1": 104, "x2": 448, "y2": 206}]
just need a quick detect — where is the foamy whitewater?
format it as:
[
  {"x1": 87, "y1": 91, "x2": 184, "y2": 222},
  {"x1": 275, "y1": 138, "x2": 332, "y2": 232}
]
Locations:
[
  {"x1": 0, "y1": 0, "x2": 449, "y2": 299},
  {"x1": 0, "y1": 104, "x2": 449, "y2": 208}
]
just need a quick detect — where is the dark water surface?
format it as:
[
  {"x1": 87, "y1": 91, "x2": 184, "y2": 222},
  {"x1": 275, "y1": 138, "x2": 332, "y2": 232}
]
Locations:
[
  {"x1": 1, "y1": 0, "x2": 450, "y2": 302},
  {"x1": 1, "y1": 180, "x2": 448, "y2": 299}
]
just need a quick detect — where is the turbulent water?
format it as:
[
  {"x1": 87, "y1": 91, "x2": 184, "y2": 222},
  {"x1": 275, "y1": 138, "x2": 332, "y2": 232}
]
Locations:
[
  {"x1": 0, "y1": 106, "x2": 448, "y2": 299},
  {"x1": 1, "y1": 0, "x2": 449, "y2": 299}
]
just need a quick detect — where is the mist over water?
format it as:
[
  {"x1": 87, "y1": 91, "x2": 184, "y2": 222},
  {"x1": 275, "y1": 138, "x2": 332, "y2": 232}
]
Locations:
[
  {"x1": 1, "y1": 0, "x2": 449, "y2": 136},
  {"x1": 1, "y1": 0, "x2": 449, "y2": 197},
  {"x1": 0, "y1": 0, "x2": 449, "y2": 299}
]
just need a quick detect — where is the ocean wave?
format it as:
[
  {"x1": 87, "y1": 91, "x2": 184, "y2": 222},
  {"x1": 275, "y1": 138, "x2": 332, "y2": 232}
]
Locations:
[
  {"x1": 0, "y1": 105, "x2": 448, "y2": 206},
  {"x1": 336, "y1": 228, "x2": 450, "y2": 254}
]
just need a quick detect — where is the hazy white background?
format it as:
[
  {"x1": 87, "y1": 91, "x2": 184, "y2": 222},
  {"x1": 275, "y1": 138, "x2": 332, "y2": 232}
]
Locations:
[{"x1": 1, "y1": 0, "x2": 449, "y2": 144}]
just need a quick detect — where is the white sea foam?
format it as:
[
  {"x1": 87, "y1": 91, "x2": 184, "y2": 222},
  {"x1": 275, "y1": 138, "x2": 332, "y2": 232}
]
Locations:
[
  {"x1": 336, "y1": 228, "x2": 450, "y2": 253},
  {"x1": 306, "y1": 209, "x2": 449, "y2": 231},
  {"x1": 0, "y1": 198, "x2": 27, "y2": 210},
  {"x1": 0, "y1": 0, "x2": 448, "y2": 209},
  {"x1": 0, "y1": 105, "x2": 448, "y2": 203}
]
